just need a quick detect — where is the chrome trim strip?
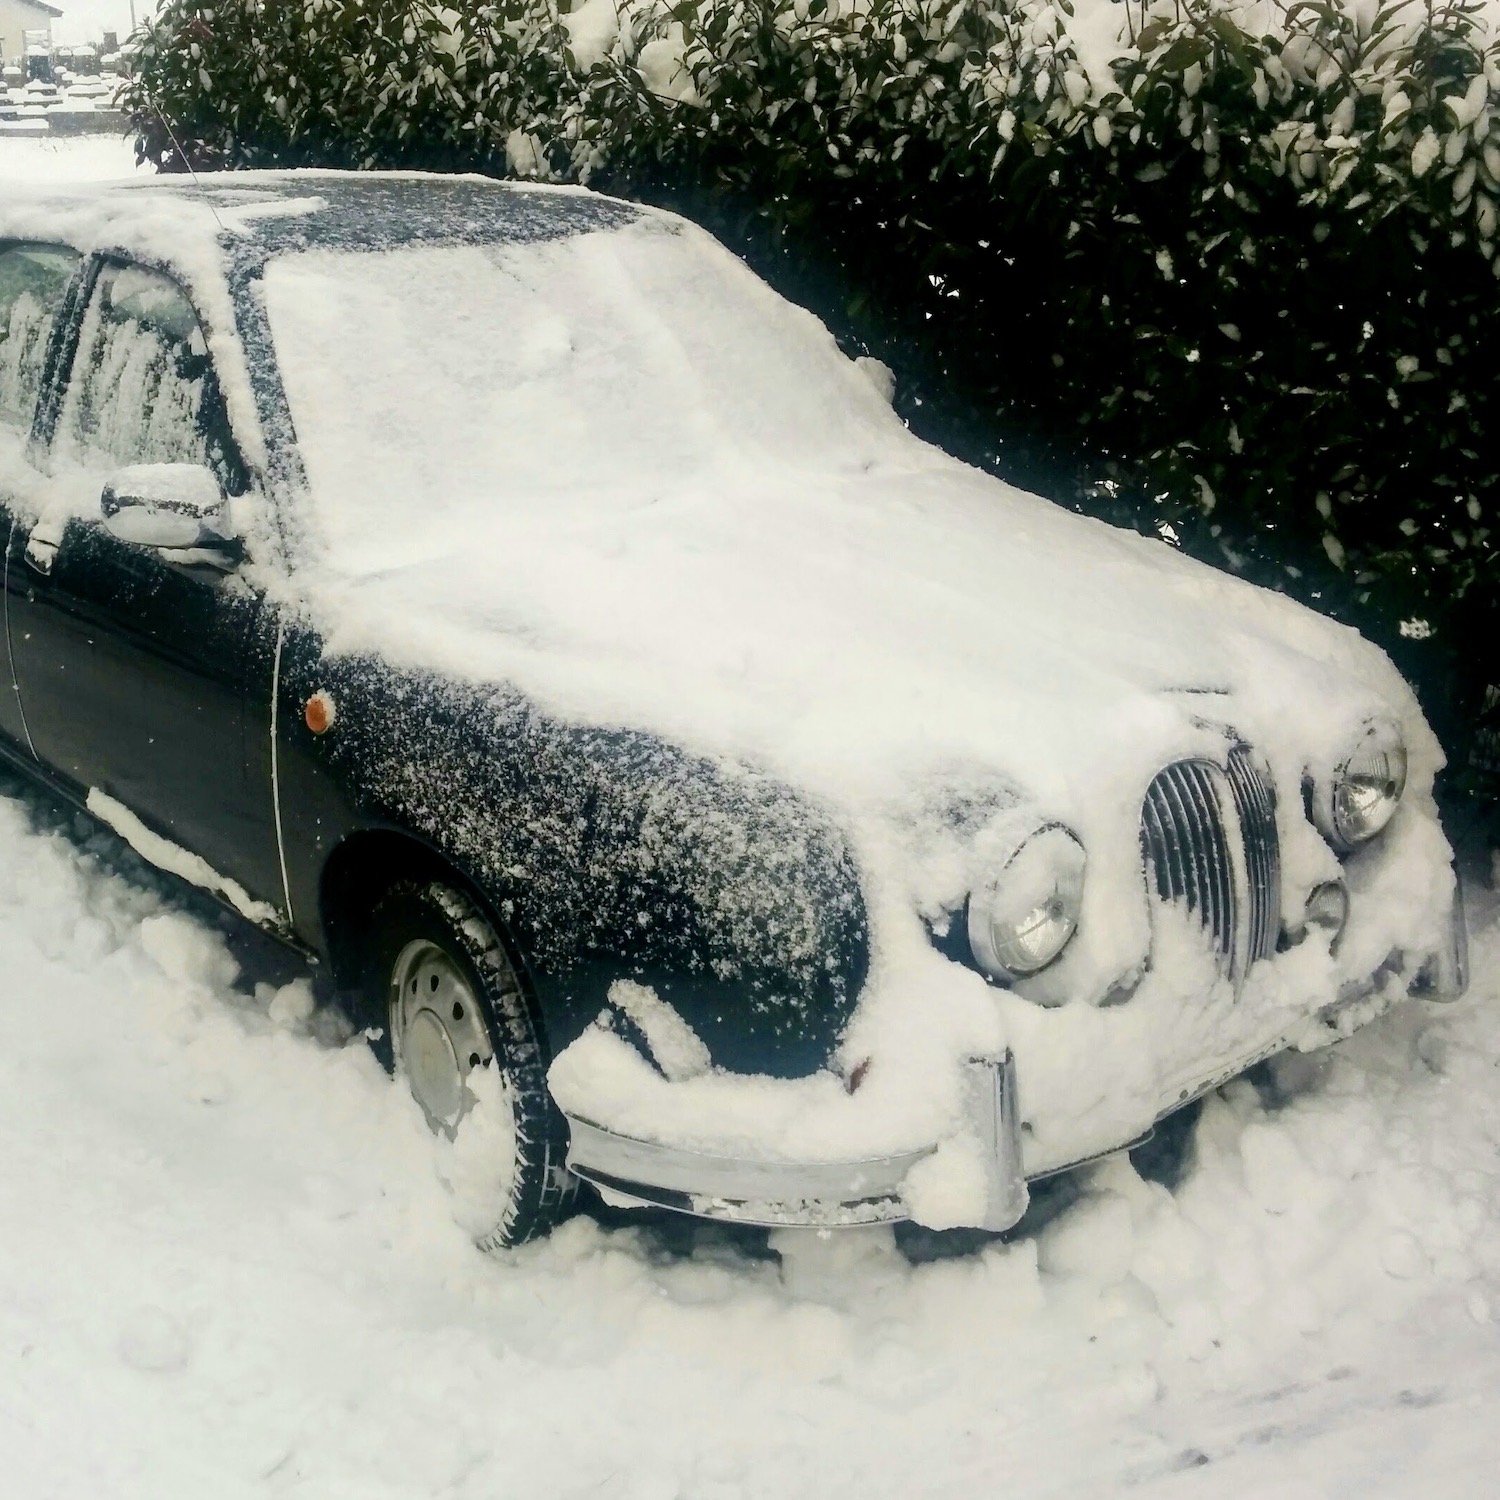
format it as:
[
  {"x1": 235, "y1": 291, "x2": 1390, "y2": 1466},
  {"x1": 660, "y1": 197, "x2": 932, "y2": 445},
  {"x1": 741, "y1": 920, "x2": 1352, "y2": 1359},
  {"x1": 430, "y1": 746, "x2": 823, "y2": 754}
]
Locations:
[
  {"x1": 269, "y1": 613, "x2": 294, "y2": 928},
  {"x1": 577, "y1": 1172, "x2": 911, "y2": 1229},
  {"x1": 565, "y1": 1114, "x2": 933, "y2": 1206},
  {"x1": 3, "y1": 515, "x2": 38, "y2": 761}
]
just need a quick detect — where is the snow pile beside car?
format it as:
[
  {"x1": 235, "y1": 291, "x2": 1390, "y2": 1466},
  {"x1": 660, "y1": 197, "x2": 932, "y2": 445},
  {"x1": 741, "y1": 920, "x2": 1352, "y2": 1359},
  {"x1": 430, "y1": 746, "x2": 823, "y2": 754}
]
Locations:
[{"x1": 0, "y1": 779, "x2": 1495, "y2": 1497}]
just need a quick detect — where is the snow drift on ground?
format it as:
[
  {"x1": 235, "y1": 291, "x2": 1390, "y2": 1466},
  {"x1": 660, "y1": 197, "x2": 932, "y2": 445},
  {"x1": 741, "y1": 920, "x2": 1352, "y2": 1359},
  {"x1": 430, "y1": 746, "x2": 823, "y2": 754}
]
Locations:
[{"x1": 1, "y1": 773, "x2": 1498, "y2": 1500}]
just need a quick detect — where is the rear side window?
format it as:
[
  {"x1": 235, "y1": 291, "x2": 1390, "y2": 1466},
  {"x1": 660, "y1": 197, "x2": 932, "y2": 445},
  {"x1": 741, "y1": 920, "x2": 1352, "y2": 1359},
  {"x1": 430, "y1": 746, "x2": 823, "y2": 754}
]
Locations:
[
  {"x1": 0, "y1": 244, "x2": 79, "y2": 432},
  {"x1": 55, "y1": 262, "x2": 233, "y2": 477}
]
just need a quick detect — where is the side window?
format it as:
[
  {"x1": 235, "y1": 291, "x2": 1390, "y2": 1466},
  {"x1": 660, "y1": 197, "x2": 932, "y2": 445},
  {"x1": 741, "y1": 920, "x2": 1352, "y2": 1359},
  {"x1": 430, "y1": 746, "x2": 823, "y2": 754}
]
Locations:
[
  {"x1": 0, "y1": 244, "x2": 79, "y2": 432},
  {"x1": 55, "y1": 262, "x2": 244, "y2": 490}
]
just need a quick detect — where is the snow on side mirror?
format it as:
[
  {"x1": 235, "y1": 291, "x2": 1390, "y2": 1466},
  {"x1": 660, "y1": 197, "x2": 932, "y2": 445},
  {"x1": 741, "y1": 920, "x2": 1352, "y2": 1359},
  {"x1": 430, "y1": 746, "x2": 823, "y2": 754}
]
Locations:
[{"x1": 100, "y1": 463, "x2": 235, "y2": 552}]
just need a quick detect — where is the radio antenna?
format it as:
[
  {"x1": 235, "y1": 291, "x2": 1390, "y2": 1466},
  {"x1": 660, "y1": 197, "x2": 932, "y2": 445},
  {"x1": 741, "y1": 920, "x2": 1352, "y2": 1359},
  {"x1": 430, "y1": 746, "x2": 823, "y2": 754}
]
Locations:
[{"x1": 148, "y1": 98, "x2": 226, "y2": 233}]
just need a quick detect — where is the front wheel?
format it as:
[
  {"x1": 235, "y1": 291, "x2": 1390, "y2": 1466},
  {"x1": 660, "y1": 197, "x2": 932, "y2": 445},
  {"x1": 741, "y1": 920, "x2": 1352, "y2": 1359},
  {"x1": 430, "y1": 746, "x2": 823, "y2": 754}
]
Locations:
[{"x1": 366, "y1": 880, "x2": 577, "y2": 1248}]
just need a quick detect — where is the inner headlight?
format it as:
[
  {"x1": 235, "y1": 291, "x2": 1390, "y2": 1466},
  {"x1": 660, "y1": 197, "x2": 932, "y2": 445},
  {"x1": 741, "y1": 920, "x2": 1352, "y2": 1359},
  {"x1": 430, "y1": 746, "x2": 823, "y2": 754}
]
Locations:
[
  {"x1": 1320, "y1": 722, "x2": 1407, "y2": 851},
  {"x1": 967, "y1": 825, "x2": 1086, "y2": 982}
]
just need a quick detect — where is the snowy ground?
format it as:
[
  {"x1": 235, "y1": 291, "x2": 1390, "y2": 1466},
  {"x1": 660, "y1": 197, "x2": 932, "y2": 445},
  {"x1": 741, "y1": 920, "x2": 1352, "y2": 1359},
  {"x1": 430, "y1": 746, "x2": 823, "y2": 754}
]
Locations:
[
  {"x1": 4, "y1": 135, "x2": 1500, "y2": 1499},
  {"x1": 0, "y1": 131, "x2": 149, "y2": 185},
  {"x1": 2, "y1": 774, "x2": 1499, "y2": 1500}
]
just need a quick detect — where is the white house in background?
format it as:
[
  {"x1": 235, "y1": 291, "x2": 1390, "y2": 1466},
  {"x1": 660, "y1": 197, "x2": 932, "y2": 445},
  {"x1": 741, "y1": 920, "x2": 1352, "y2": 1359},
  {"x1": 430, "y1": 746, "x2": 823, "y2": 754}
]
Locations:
[{"x1": 0, "y1": 0, "x2": 62, "y2": 66}]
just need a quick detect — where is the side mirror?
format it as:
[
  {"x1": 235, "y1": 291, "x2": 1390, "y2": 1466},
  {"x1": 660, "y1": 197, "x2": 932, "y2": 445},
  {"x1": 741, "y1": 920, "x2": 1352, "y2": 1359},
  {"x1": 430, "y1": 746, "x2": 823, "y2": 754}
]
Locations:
[{"x1": 100, "y1": 463, "x2": 235, "y2": 551}]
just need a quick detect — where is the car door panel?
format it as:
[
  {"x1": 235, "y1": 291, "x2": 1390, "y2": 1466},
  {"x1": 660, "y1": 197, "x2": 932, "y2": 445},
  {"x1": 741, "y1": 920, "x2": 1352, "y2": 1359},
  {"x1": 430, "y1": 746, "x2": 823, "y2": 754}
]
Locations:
[
  {"x1": 6, "y1": 254, "x2": 286, "y2": 923},
  {"x1": 10, "y1": 520, "x2": 282, "y2": 895}
]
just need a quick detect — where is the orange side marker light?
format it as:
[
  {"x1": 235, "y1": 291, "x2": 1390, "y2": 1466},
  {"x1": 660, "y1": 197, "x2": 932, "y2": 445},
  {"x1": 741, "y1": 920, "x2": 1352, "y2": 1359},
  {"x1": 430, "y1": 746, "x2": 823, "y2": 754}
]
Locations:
[{"x1": 305, "y1": 691, "x2": 337, "y2": 735}]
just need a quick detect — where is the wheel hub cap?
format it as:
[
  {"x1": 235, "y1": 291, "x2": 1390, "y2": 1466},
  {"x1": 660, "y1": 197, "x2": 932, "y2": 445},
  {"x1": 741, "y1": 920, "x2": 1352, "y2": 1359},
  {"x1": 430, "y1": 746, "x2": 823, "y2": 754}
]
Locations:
[
  {"x1": 405, "y1": 1009, "x2": 462, "y2": 1125},
  {"x1": 389, "y1": 940, "x2": 494, "y2": 1135}
]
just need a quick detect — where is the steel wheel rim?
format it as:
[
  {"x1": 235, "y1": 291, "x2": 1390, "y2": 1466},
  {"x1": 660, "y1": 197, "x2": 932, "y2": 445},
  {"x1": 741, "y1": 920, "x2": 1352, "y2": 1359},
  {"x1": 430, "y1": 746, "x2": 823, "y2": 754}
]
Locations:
[{"x1": 389, "y1": 939, "x2": 494, "y2": 1136}]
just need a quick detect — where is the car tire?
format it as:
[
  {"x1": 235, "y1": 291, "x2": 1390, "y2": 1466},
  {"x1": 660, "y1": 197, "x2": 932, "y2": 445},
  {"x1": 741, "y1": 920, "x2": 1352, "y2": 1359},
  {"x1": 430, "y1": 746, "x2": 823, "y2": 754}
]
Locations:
[{"x1": 365, "y1": 879, "x2": 578, "y2": 1248}]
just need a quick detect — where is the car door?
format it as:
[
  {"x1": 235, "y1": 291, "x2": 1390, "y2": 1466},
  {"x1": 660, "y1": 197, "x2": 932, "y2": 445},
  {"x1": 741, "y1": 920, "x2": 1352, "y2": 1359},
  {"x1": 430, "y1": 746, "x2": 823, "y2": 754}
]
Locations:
[
  {"x1": 0, "y1": 240, "x2": 81, "y2": 757},
  {"x1": 6, "y1": 254, "x2": 286, "y2": 923}
]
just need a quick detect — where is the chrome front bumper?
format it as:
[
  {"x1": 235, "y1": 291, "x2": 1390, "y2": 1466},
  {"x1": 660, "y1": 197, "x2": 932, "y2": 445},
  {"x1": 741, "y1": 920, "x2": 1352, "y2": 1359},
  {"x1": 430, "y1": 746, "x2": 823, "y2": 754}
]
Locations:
[
  {"x1": 562, "y1": 885, "x2": 1468, "y2": 1233},
  {"x1": 564, "y1": 1052, "x2": 1030, "y2": 1231}
]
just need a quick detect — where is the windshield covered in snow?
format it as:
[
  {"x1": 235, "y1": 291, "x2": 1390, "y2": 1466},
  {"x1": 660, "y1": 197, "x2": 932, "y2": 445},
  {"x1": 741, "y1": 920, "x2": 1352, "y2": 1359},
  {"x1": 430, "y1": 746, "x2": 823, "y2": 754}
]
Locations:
[{"x1": 262, "y1": 216, "x2": 901, "y2": 575}]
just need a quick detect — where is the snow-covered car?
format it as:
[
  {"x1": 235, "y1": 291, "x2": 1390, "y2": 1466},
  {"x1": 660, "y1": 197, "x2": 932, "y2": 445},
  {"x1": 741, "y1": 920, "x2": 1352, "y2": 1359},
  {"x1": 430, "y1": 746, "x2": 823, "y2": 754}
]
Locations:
[{"x1": 0, "y1": 173, "x2": 1468, "y2": 1246}]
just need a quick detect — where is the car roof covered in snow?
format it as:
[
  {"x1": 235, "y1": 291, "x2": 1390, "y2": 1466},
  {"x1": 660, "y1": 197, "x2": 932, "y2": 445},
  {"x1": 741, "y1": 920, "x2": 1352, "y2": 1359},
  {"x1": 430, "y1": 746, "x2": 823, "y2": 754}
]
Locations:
[{"x1": 0, "y1": 169, "x2": 642, "y2": 267}]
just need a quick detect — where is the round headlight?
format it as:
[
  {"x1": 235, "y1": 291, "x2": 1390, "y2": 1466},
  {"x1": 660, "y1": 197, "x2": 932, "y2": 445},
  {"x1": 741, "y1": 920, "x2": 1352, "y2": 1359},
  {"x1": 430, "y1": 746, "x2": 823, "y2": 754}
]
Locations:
[
  {"x1": 1324, "y1": 722, "x2": 1407, "y2": 851},
  {"x1": 967, "y1": 825, "x2": 1086, "y2": 982}
]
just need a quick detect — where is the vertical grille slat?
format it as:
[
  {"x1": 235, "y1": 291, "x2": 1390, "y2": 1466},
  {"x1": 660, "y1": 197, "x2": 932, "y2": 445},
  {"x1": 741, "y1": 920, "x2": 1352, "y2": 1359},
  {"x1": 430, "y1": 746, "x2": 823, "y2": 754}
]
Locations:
[
  {"x1": 1185, "y1": 760, "x2": 1233, "y2": 954},
  {"x1": 1227, "y1": 747, "x2": 1281, "y2": 966},
  {"x1": 1239, "y1": 762, "x2": 1265, "y2": 955},
  {"x1": 1144, "y1": 776, "x2": 1190, "y2": 914},
  {"x1": 1159, "y1": 772, "x2": 1206, "y2": 927},
  {"x1": 1173, "y1": 766, "x2": 1215, "y2": 944},
  {"x1": 1140, "y1": 749, "x2": 1282, "y2": 987},
  {"x1": 1194, "y1": 772, "x2": 1223, "y2": 947},
  {"x1": 1141, "y1": 792, "x2": 1174, "y2": 907}
]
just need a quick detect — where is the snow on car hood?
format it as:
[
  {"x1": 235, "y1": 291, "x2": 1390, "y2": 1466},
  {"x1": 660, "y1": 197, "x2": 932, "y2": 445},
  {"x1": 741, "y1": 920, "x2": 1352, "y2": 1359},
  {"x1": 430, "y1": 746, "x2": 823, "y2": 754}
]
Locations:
[{"x1": 264, "y1": 209, "x2": 1434, "y2": 858}]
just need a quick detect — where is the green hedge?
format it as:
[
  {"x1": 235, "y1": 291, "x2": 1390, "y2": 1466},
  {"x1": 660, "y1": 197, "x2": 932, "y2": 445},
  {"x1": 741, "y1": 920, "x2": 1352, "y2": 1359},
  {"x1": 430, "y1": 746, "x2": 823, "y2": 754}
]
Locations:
[{"x1": 124, "y1": 0, "x2": 1500, "y2": 820}]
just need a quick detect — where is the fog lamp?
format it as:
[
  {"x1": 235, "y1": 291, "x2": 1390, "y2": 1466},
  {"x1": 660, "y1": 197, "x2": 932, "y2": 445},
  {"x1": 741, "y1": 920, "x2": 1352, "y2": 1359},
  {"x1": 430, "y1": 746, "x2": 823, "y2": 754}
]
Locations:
[{"x1": 1305, "y1": 880, "x2": 1349, "y2": 950}]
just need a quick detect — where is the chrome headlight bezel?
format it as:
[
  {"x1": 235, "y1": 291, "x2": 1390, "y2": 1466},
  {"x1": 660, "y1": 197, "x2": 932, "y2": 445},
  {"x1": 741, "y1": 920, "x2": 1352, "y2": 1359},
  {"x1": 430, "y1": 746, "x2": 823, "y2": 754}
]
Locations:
[
  {"x1": 966, "y1": 823, "x2": 1087, "y2": 983},
  {"x1": 1314, "y1": 721, "x2": 1408, "y2": 853}
]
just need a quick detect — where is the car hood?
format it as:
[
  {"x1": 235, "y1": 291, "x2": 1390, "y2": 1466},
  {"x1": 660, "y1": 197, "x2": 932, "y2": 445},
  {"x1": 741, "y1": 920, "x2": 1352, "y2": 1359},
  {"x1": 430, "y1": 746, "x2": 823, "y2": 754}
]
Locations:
[
  {"x1": 264, "y1": 205, "x2": 1431, "y2": 851},
  {"x1": 292, "y1": 444, "x2": 1433, "y2": 851}
]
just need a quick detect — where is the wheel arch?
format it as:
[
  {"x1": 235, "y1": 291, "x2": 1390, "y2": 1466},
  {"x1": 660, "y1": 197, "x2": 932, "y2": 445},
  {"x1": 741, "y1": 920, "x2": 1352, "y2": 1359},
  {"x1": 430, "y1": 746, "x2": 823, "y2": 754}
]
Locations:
[
  {"x1": 326, "y1": 834, "x2": 581, "y2": 1247},
  {"x1": 317, "y1": 826, "x2": 523, "y2": 1024}
]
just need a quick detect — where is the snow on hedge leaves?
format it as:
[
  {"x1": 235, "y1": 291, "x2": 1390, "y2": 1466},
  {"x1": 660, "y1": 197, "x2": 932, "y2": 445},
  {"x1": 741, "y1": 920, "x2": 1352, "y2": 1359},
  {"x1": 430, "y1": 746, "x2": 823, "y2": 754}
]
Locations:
[{"x1": 126, "y1": 0, "x2": 1500, "y2": 260}]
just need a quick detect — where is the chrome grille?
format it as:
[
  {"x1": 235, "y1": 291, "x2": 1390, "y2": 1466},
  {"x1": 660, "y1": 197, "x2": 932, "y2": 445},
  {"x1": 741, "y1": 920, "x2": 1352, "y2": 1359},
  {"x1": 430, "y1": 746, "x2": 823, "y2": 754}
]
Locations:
[
  {"x1": 1141, "y1": 750, "x2": 1281, "y2": 983},
  {"x1": 1225, "y1": 746, "x2": 1281, "y2": 966}
]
